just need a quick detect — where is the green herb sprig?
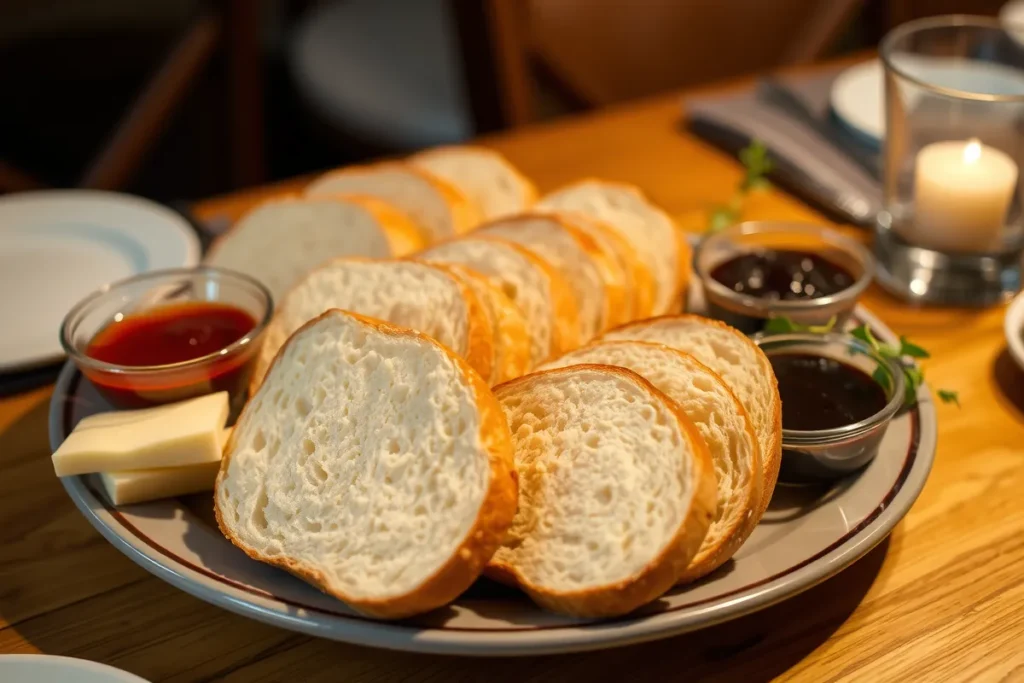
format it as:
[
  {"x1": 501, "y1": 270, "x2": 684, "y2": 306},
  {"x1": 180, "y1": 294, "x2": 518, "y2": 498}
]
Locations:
[
  {"x1": 764, "y1": 316, "x2": 959, "y2": 408},
  {"x1": 708, "y1": 140, "x2": 773, "y2": 233}
]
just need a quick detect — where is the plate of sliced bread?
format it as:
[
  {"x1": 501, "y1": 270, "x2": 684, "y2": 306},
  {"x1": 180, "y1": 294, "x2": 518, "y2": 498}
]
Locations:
[{"x1": 51, "y1": 146, "x2": 936, "y2": 655}]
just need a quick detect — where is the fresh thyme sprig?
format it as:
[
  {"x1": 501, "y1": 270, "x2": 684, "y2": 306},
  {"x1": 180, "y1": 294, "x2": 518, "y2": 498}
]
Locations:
[
  {"x1": 708, "y1": 140, "x2": 773, "y2": 233},
  {"x1": 763, "y1": 316, "x2": 959, "y2": 408}
]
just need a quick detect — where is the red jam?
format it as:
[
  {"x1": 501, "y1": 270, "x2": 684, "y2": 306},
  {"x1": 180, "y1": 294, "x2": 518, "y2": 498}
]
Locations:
[{"x1": 83, "y1": 302, "x2": 259, "y2": 408}]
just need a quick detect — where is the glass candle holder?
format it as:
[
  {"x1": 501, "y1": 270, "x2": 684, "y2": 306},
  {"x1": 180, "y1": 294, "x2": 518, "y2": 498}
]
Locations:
[{"x1": 876, "y1": 15, "x2": 1024, "y2": 306}]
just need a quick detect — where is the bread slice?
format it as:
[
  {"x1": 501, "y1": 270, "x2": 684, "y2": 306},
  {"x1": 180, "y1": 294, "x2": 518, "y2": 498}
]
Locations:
[
  {"x1": 538, "y1": 180, "x2": 690, "y2": 315},
  {"x1": 552, "y1": 211, "x2": 656, "y2": 321},
  {"x1": 205, "y1": 194, "x2": 427, "y2": 301},
  {"x1": 418, "y1": 236, "x2": 581, "y2": 368},
  {"x1": 476, "y1": 213, "x2": 626, "y2": 340},
  {"x1": 539, "y1": 340, "x2": 761, "y2": 582},
  {"x1": 252, "y1": 259, "x2": 494, "y2": 390},
  {"x1": 305, "y1": 163, "x2": 480, "y2": 242},
  {"x1": 490, "y1": 365, "x2": 716, "y2": 617},
  {"x1": 602, "y1": 315, "x2": 781, "y2": 514},
  {"x1": 215, "y1": 310, "x2": 517, "y2": 619},
  {"x1": 410, "y1": 145, "x2": 538, "y2": 220},
  {"x1": 442, "y1": 263, "x2": 531, "y2": 385}
]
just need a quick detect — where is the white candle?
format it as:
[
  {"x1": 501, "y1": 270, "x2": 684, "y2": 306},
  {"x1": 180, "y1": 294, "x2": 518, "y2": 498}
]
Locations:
[{"x1": 910, "y1": 139, "x2": 1018, "y2": 252}]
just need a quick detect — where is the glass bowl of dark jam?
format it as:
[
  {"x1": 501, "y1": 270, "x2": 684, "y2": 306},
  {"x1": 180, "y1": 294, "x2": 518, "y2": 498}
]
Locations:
[
  {"x1": 60, "y1": 267, "x2": 273, "y2": 411},
  {"x1": 755, "y1": 332, "x2": 905, "y2": 483},
  {"x1": 696, "y1": 222, "x2": 874, "y2": 335}
]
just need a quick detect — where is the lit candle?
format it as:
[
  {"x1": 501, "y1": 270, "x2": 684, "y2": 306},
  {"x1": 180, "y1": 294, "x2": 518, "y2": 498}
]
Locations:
[{"x1": 910, "y1": 139, "x2": 1018, "y2": 252}]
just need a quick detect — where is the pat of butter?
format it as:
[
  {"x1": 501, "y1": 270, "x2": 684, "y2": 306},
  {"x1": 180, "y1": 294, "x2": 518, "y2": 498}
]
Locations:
[
  {"x1": 98, "y1": 426, "x2": 234, "y2": 505},
  {"x1": 52, "y1": 392, "x2": 229, "y2": 477},
  {"x1": 100, "y1": 461, "x2": 222, "y2": 505}
]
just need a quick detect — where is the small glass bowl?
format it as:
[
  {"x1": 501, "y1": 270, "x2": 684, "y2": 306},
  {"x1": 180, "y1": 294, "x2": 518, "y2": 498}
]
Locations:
[
  {"x1": 755, "y1": 332, "x2": 905, "y2": 483},
  {"x1": 60, "y1": 267, "x2": 273, "y2": 411},
  {"x1": 696, "y1": 221, "x2": 874, "y2": 335}
]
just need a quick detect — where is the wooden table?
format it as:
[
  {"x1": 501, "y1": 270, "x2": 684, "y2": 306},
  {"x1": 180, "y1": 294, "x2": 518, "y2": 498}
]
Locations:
[{"x1": 3, "y1": 58, "x2": 1023, "y2": 682}]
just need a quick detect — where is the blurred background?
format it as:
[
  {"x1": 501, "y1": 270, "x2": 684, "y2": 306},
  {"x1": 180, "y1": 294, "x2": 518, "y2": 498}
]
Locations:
[{"x1": 0, "y1": 0, "x2": 1007, "y2": 202}]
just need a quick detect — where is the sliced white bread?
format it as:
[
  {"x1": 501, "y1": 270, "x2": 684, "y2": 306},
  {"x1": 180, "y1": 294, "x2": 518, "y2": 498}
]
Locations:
[
  {"x1": 205, "y1": 194, "x2": 426, "y2": 301},
  {"x1": 490, "y1": 365, "x2": 716, "y2": 617},
  {"x1": 215, "y1": 310, "x2": 518, "y2": 619},
  {"x1": 538, "y1": 180, "x2": 691, "y2": 315},
  {"x1": 442, "y1": 264, "x2": 531, "y2": 385},
  {"x1": 539, "y1": 340, "x2": 762, "y2": 582},
  {"x1": 418, "y1": 236, "x2": 581, "y2": 367},
  {"x1": 305, "y1": 162, "x2": 480, "y2": 242},
  {"x1": 553, "y1": 211, "x2": 656, "y2": 321},
  {"x1": 410, "y1": 145, "x2": 538, "y2": 220},
  {"x1": 602, "y1": 315, "x2": 782, "y2": 514},
  {"x1": 476, "y1": 213, "x2": 626, "y2": 339},
  {"x1": 252, "y1": 259, "x2": 494, "y2": 390}
]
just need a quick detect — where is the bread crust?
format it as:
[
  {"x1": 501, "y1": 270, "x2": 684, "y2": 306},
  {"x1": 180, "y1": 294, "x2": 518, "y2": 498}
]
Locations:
[
  {"x1": 305, "y1": 162, "x2": 481, "y2": 239},
  {"x1": 477, "y1": 212, "x2": 624, "y2": 337},
  {"x1": 540, "y1": 339, "x2": 763, "y2": 584},
  {"x1": 441, "y1": 264, "x2": 532, "y2": 385},
  {"x1": 333, "y1": 193, "x2": 429, "y2": 255},
  {"x1": 423, "y1": 235, "x2": 582, "y2": 363},
  {"x1": 250, "y1": 257, "x2": 495, "y2": 393},
  {"x1": 215, "y1": 310, "x2": 518, "y2": 620},
  {"x1": 540, "y1": 179, "x2": 683, "y2": 315},
  {"x1": 602, "y1": 314, "x2": 782, "y2": 518},
  {"x1": 543, "y1": 212, "x2": 633, "y2": 330},
  {"x1": 410, "y1": 145, "x2": 539, "y2": 217},
  {"x1": 489, "y1": 365, "x2": 716, "y2": 618},
  {"x1": 566, "y1": 213, "x2": 656, "y2": 321}
]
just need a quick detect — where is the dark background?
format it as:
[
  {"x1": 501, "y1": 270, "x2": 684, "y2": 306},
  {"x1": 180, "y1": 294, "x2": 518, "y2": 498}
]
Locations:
[{"x1": 0, "y1": 0, "x2": 1008, "y2": 203}]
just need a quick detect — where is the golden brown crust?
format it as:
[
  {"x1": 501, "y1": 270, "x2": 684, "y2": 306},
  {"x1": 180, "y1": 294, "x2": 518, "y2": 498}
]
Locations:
[
  {"x1": 536, "y1": 338, "x2": 762, "y2": 585},
  {"x1": 543, "y1": 178, "x2": 684, "y2": 315},
  {"x1": 410, "y1": 144, "x2": 539, "y2": 216},
  {"x1": 566, "y1": 214, "x2": 656, "y2": 321},
  {"x1": 546, "y1": 213, "x2": 630, "y2": 330},
  {"x1": 602, "y1": 313, "x2": 782, "y2": 516},
  {"x1": 216, "y1": 310, "x2": 517, "y2": 620},
  {"x1": 429, "y1": 235, "x2": 581, "y2": 363},
  {"x1": 477, "y1": 212, "x2": 619, "y2": 340},
  {"x1": 426, "y1": 261, "x2": 496, "y2": 383},
  {"x1": 332, "y1": 193, "x2": 430, "y2": 255},
  {"x1": 307, "y1": 162, "x2": 480, "y2": 240},
  {"x1": 442, "y1": 264, "x2": 532, "y2": 385},
  {"x1": 249, "y1": 257, "x2": 495, "y2": 393},
  {"x1": 488, "y1": 365, "x2": 716, "y2": 618}
]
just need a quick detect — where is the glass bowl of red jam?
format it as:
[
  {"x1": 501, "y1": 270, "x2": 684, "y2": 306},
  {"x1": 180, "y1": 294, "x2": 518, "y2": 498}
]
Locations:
[
  {"x1": 60, "y1": 267, "x2": 272, "y2": 411},
  {"x1": 696, "y1": 222, "x2": 874, "y2": 335},
  {"x1": 755, "y1": 332, "x2": 905, "y2": 483}
]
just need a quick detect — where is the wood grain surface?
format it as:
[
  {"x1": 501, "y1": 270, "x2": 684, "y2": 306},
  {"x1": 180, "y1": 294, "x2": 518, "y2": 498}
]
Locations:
[{"x1": 2, "y1": 56, "x2": 1023, "y2": 682}]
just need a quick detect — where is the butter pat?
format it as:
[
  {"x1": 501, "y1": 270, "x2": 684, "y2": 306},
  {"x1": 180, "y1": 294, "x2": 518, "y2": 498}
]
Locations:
[
  {"x1": 100, "y1": 461, "x2": 222, "y2": 505},
  {"x1": 52, "y1": 392, "x2": 229, "y2": 477},
  {"x1": 98, "y1": 426, "x2": 233, "y2": 505}
]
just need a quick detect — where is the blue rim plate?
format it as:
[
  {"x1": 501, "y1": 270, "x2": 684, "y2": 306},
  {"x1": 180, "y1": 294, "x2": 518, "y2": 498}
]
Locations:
[{"x1": 48, "y1": 304, "x2": 936, "y2": 656}]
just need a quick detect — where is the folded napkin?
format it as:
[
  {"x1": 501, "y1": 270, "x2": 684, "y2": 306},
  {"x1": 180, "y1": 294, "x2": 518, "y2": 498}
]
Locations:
[{"x1": 684, "y1": 67, "x2": 883, "y2": 228}]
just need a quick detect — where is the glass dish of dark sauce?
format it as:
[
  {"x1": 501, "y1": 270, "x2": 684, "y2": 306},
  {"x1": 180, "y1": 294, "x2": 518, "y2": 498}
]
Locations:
[
  {"x1": 710, "y1": 250, "x2": 855, "y2": 302},
  {"x1": 695, "y1": 222, "x2": 874, "y2": 335},
  {"x1": 756, "y1": 333, "x2": 904, "y2": 483},
  {"x1": 770, "y1": 353, "x2": 888, "y2": 431}
]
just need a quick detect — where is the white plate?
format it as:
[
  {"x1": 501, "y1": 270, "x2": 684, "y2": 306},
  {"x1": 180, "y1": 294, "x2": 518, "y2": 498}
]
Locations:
[
  {"x1": 49, "y1": 306, "x2": 936, "y2": 656},
  {"x1": 830, "y1": 59, "x2": 885, "y2": 144},
  {"x1": 0, "y1": 190, "x2": 200, "y2": 372},
  {"x1": 1004, "y1": 292, "x2": 1024, "y2": 371},
  {"x1": 833, "y1": 55, "x2": 1024, "y2": 146},
  {"x1": 0, "y1": 655, "x2": 149, "y2": 683}
]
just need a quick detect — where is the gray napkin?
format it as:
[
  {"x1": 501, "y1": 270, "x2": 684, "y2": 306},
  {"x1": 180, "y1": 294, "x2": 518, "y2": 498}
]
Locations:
[{"x1": 684, "y1": 68, "x2": 883, "y2": 228}]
